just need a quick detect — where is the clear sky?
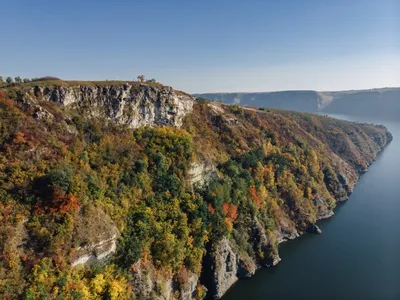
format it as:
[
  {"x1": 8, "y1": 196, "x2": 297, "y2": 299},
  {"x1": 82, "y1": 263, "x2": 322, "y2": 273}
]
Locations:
[{"x1": 1, "y1": 0, "x2": 399, "y2": 93}]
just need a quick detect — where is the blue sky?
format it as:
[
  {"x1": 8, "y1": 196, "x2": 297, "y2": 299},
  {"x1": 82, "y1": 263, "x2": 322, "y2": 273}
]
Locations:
[{"x1": 1, "y1": 0, "x2": 399, "y2": 92}]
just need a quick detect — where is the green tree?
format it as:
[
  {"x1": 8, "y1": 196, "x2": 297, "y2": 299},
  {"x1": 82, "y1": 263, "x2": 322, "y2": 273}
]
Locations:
[
  {"x1": 6, "y1": 76, "x2": 13, "y2": 83},
  {"x1": 0, "y1": 76, "x2": 3, "y2": 84},
  {"x1": 137, "y1": 75, "x2": 145, "y2": 82},
  {"x1": 23, "y1": 78, "x2": 30, "y2": 83},
  {"x1": 14, "y1": 76, "x2": 22, "y2": 83}
]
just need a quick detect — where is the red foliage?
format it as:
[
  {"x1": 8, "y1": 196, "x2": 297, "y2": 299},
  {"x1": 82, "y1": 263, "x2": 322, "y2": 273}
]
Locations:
[
  {"x1": 34, "y1": 189, "x2": 80, "y2": 215},
  {"x1": 51, "y1": 191, "x2": 80, "y2": 215},
  {"x1": 248, "y1": 186, "x2": 261, "y2": 208},
  {"x1": 0, "y1": 96, "x2": 15, "y2": 109},
  {"x1": 208, "y1": 203, "x2": 215, "y2": 215},
  {"x1": 222, "y1": 202, "x2": 229, "y2": 216},
  {"x1": 228, "y1": 204, "x2": 238, "y2": 221},
  {"x1": 176, "y1": 266, "x2": 190, "y2": 285},
  {"x1": 13, "y1": 132, "x2": 27, "y2": 144},
  {"x1": 221, "y1": 202, "x2": 237, "y2": 221}
]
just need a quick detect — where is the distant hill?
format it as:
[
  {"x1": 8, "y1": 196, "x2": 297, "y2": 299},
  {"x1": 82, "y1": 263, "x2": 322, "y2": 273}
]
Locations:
[{"x1": 196, "y1": 87, "x2": 400, "y2": 119}]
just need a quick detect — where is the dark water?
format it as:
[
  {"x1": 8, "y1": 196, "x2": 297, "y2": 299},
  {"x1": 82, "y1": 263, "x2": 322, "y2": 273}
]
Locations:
[{"x1": 224, "y1": 115, "x2": 400, "y2": 300}]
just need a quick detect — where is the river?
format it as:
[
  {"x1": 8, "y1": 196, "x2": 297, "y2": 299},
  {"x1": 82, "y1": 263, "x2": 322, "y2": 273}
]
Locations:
[{"x1": 223, "y1": 115, "x2": 400, "y2": 299}]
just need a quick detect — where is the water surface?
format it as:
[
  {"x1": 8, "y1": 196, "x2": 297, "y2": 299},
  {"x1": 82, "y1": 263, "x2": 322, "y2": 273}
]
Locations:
[{"x1": 224, "y1": 115, "x2": 400, "y2": 299}]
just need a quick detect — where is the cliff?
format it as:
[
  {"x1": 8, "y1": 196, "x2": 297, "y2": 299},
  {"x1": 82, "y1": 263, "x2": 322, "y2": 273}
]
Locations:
[
  {"x1": 196, "y1": 87, "x2": 400, "y2": 120},
  {"x1": 0, "y1": 81, "x2": 392, "y2": 299},
  {"x1": 12, "y1": 80, "x2": 194, "y2": 128},
  {"x1": 322, "y1": 88, "x2": 400, "y2": 120}
]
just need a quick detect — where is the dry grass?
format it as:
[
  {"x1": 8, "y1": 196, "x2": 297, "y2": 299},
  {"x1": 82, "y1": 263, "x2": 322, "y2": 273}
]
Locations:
[{"x1": 2, "y1": 80, "x2": 165, "y2": 89}]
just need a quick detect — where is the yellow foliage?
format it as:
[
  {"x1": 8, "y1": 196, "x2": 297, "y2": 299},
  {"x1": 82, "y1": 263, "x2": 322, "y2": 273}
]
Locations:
[
  {"x1": 108, "y1": 278, "x2": 129, "y2": 300},
  {"x1": 91, "y1": 273, "x2": 106, "y2": 295},
  {"x1": 224, "y1": 218, "x2": 233, "y2": 232}
]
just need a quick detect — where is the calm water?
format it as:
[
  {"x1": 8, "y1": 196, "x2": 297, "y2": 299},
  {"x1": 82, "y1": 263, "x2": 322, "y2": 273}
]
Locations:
[{"x1": 224, "y1": 115, "x2": 400, "y2": 299}]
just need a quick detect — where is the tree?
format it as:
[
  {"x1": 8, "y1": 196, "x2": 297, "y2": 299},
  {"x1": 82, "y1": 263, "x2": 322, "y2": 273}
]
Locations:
[
  {"x1": 146, "y1": 78, "x2": 156, "y2": 83},
  {"x1": 137, "y1": 75, "x2": 145, "y2": 82},
  {"x1": 14, "y1": 76, "x2": 22, "y2": 83},
  {"x1": 23, "y1": 78, "x2": 30, "y2": 83},
  {"x1": 0, "y1": 76, "x2": 3, "y2": 84},
  {"x1": 6, "y1": 77, "x2": 13, "y2": 84}
]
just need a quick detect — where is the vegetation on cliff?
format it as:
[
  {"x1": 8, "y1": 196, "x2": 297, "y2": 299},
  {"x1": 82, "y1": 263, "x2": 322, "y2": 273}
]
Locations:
[{"x1": 0, "y1": 83, "x2": 391, "y2": 299}]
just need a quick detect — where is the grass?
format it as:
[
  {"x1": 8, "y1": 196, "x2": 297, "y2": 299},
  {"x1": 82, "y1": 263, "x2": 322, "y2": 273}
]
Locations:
[
  {"x1": 3, "y1": 80, "x2": 164, "y2": 88},
  {"x1": 1, "y1": 80, "x2": 194, "y2": 97}
]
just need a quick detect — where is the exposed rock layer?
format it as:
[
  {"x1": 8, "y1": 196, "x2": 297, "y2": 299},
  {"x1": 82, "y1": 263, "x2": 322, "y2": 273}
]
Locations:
[{"x1": 21, "y1": 83, "x2": 194, "y2": 128}]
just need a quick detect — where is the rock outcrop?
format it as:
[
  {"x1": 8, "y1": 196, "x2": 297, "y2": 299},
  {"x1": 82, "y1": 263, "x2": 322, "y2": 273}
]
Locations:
[
  {"x1": 187, "y1": 161, "x2": 217, "y2": 189},
  {"x1": 179, "y1": 272, "x2": 200, "y2": 300},
  {"x1": 205, "y1": 227, "x2": 277, "y2": 298},
  {"x1": 71, "y1": 205, "x2": 120, "y2": 267},
  {"x1": 71, "y1": 234, "x2": 118, "y2": 267},
  {"x1": 130, "y1": 260, "x2": 202, "y2": 300},
  {"x1": 306, "y1": 224, "x2": 322, "y2": 234},
  {"x1": 211, "y1": 238, "x2": 239, "y2": 298},
  {"x1": 20, "y1": 83, "x2": 194, "y2": 128}
]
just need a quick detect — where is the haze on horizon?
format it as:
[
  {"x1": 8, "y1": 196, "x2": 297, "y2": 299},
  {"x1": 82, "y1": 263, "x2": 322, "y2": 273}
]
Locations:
[{"x1": 1, "y1": 0, "x2": 399, "y2": 93}]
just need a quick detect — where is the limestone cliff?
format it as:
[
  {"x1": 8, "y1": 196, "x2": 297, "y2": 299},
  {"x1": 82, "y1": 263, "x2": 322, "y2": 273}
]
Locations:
[{"x1": 17, "y1": 82, "x2": 194, "y2": 128}]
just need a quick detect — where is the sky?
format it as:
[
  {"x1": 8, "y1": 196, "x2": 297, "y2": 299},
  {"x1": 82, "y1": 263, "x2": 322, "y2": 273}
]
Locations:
[{"x1": 1, "y1": 0, "x2": 399, "y2": 93}]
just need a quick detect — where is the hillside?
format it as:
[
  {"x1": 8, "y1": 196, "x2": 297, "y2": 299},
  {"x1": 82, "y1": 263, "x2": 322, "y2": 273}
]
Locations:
[
  {"x1": 197, "y1": 87, "x2": 400, "y2": 120},
  {"x1": 0, "y1": 81, "x2": 392, "y2": 299}
]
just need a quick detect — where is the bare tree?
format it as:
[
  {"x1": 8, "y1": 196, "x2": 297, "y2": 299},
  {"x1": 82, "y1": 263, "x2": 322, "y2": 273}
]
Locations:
[{"x1": 137, "y1": 75, "x2": 145, "y2": 82}]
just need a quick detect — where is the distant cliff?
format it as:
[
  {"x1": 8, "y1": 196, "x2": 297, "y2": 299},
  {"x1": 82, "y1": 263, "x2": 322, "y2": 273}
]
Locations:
[
  {"x1": 196, "y1": 87, "x2": 400, "y2": 119},
  {"x1": 322, "y1": 88, "x2": 400, "y2": 119}
]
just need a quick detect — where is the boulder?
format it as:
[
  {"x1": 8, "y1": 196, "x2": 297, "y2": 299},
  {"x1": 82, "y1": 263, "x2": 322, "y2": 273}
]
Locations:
[
  {"x1": 306, "y1": 224, "x2": 322, "y2": 234},
  {"x1": 237, "y1": 256, "x2": 257, "y2": 278},
  {"x1": 263, "y1": 254, "x2": 281, "y2": 267}
]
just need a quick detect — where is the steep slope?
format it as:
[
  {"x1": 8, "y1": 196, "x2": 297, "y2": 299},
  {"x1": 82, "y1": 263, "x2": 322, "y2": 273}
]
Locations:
[
  {"x1": 0, "y1": 82, "x2": 392, "y2": 299},
  {"x1": 197, "y1": 87, "x2": 400, "y2": 119}
]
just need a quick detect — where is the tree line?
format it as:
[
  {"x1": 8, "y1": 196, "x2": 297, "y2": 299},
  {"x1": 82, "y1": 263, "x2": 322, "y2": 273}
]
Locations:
[
  {"x1": 0, "y1": 75, "x2": 157, "y2": 84},
  {"x1": 0, "y1": 76, "x2": 33, "y2": 84}
]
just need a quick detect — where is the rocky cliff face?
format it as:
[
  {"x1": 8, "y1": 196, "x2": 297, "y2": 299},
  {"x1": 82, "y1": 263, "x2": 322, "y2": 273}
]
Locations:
[
  {"x1": 201, "y1": 238, "x2": 257, "y2": 299},
  {"x1": 71, "y1": 205, "x2": 120, "y2": 267},
  {"x1": 20, "y1": 83, "x2": 194, "y2": 128},
  {"x1": 188, "y1": 161, "x2": 217, "y2": 189},
  {"x1": 129, "y1": 260, "x2": 201, "y2": 300}
]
